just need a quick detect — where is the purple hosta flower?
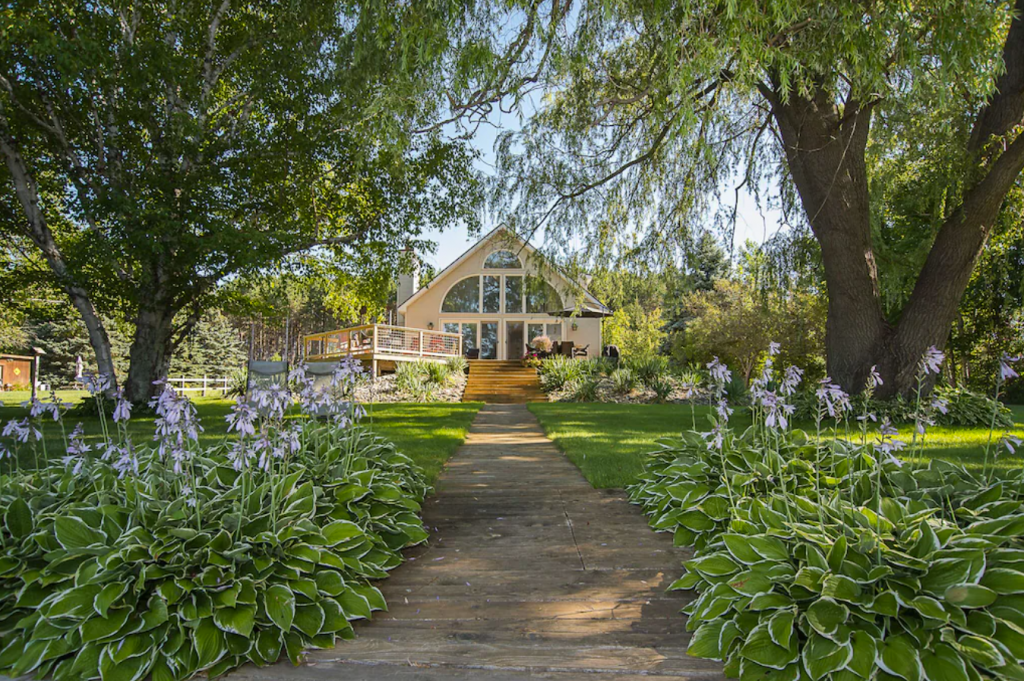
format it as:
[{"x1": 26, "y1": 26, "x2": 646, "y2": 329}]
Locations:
[
  {"x1": 3, "y1": 418, "x2": 41, "y2": 444},
  {"x1": 22, "y1": 397, "x2": 61, "y2": 421},
  {"x1": 112, "y1": 390, "x2": 132, "y2": 423},
  {"x1": 706, "y1": 357, "x2": 732, "y2": 394},
  {"x1": 150, "y1": 383, "x2": 203, "y2": 464},
  {"x1": 764, "y1": 396, "x2": 795, "y2": 431},
  {"x1": 289, "y1": 363, "x2": 314, "y2": 392},
  {"x1": 816, "y1": 378, "x2": 851, "y2": 418},
  {"x1": 82, "y1": 373, "x2": 113, "y2": 396},
  {"x1": 931, "y1": 396, "x2": 949, "y2": 416},
  {"x1": 0, "y1": 443, "x2": 11, "y2": 460},
  {"x1": 780, "y1": 365, "x2": 804, "y2": 397},
  {"x1": 67, "y1": 423, "x2": 91, "y2": 456},
  {"x1": 284, "y1": 425, "x2": 303, "y2": 455},
  {"x1": 250, "y1": 384, "x2": 292, "y2": 421},
  {"x1": 181, "y1": 485, "x2": 197, "y2": 508},
  {"x1": 702, "y1": 429, "x2": 724, "y2": 451},
  {"x1": 716, "y1": 399, "x2": 733, "y2": 421},
  {"x1": 1000, "y1": 435, "x2": 1022, "y2": 455},
  {"x1": 768, "y1": 341, "x2": 781, "y2": 357},
  {"x1": 857, "y1": 412, "x2": 878, "y2": 424},
  {"x1": 876, "y1": 417, "x2": 907, "y2": 465},
  {"x1": 226, "y1": 398, "x2": 259, "y2": 437},
  {"x1": 1000, "y1": 355, "x2": 1021, "y2": 382},
  {"x1": 866, "y1": 365, "x2": 883, "y2": 392},
  {"x1": 61, "y1": 455, "x2": 85, "y2": 476},
  {"x1": 915, "y1": 414, "x2": 935, "y2": 435},
  {"x1": 113, "y1": 446, "x2": 140, "y2": 477},
  {"x1": 919, "y1": 346, "x2": 945, "y2": 376},
  {"x1": 228, "y1": 440, "x2": 252, "y2": 472}
]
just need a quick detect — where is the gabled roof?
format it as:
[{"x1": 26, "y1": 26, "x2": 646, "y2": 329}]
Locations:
[{"x1": 398, "y1": 226, "x2": 610, "y2": 315}]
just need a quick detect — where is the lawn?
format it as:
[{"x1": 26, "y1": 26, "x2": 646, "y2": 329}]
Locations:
[
  {"x1": 529, "y1": 402, "x2": 1024, "y2": 489},
  {"x1": 0, "y1": 391, "x2": 480, "y2": 485}
]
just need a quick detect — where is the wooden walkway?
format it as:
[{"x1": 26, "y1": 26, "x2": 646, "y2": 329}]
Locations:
[{"x1": 236, "y1": 405, "x2": 725, "y2": 681}]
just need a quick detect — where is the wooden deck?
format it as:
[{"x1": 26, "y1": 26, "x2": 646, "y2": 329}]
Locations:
[{"x1": 304, "y1": 324, "x2": 462, "y2": 372}]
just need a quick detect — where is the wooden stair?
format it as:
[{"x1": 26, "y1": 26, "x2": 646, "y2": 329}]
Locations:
[{"x1": 463, "y1": 360, "x2": 546, "y2": 404}]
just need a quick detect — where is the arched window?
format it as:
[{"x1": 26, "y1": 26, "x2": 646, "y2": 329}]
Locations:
[
  {"x1": 526, "y1": 277, "x2": 563, "y2": 313},
  {"x1": 441, "y1": 276, "x2": 480, "y2": 313},
  {"x1": 484, "y1": 250, "x2": 522, "y2": 269}
]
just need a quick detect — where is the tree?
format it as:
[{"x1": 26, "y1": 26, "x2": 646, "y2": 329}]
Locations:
[
  {"x1": 1, "y1": 1, "x2": 479, "y2": 402},
  {"x1": 451, "y1": 1, "x2": 1024, "y2": 396},
  {"x1": 602, "y1": 303, "x2": 666, "y2": 358},
  {"x1": 678, "y1": 277, "x2": 826, "y2": 385}
]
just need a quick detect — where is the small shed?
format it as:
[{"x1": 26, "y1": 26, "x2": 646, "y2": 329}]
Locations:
[{"x1": 0, "y1": 354, "x2": 33, "y2": 390}]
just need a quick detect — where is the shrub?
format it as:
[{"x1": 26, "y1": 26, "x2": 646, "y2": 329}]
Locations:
[
  {"x1": 629, "y1": 347, "x2": 1024, "y2": 681},
  {"x1": 538, "y1": 356, "x2": 595, "y2": 392},
  {"x1": 623, "y1": 355, "x2": 668, "y2": 388},
  {"x1": 568, "y1": 377, "x2": 600, "y2": 402},
  {"x1": 649, "y1": 375, "x2": 674, "y2": 402},
  {"x1": 532, "y1": 335, "x2": 553, "y2": 353},
  {"x1": 425, "y1": 360, "x2": 454, "y2": 387},
  {"x1": 611, "y1": 368, "x2": 638, "y2": 394},
  {"x1": 394, "y1": 361, "x2": 433, "y2": 399},
  {"x1": 0, "y1": 360, "x2": 429, "y2": 681},
  {"x1": 445, "y1": 356, "x2": 468, "y2": 375},
  {"x1": 629, "y1": 428, "x2": 1024, "y2": 681}
]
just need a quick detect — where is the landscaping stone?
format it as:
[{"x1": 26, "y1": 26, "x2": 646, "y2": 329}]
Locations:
[{"x1": 354, "y1": 372, "x2": 467, "y2": 403}]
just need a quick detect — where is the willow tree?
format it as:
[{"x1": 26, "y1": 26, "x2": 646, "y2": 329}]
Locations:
[
  {"x1": 1, "y1": 1, "x2": 479, "y2": 402},
  {"x1": 452, "y1": 1, "x2": 1024, "y2": 396}
]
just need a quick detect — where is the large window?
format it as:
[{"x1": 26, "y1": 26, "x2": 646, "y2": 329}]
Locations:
[
  {"x1": 484, "y1": 250, "x2": 522, "y2": 269},
  {"x1": 483, "y1": 275, "x2": 501, "y2": 313},
  {"x1": 526, "y1": 277, "x2": 563, "y2": 313},
  {"x1": 442, "y1": 277, "x2": 480, "y2": 313},
  {"x1": 504, "y1": 276, "x2": 523, "y2": 313}
]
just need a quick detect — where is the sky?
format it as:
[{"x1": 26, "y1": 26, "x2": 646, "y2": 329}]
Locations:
[{"x1": 419, "y1": 108, "x2": 786, "y2": 273}]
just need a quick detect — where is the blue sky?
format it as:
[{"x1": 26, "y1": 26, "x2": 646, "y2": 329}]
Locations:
[{"x1": 419, "y1": 109, "x2": 785, "y2": 273}]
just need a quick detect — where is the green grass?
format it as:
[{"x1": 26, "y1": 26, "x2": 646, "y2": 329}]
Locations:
[
  {"x1": 529, "y1": 402, "x2": 1024, "y2": 489},
  {"x1": 0, "y1": 393, "x2": 480, "y2": 486}
]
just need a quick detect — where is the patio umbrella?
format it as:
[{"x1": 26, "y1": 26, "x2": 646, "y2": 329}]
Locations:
[{"x1": 547, "y1": 303, "x2": 613, "y2": 318}]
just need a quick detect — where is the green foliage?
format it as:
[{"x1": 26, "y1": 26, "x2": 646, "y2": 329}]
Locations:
[
  {"x1": 602, "y1": 303, "x2": 667, "y2": 358},
  {"x1": 622, "y1": 355, "x2": 669, "y2": 389},
  {"x1": 629, "y1": 428, "x2": 1024, "y2": 681},
  {"x1": 1, "y1": 0, "x2": 481, "y2": 399},
  {"x1": 649, "y1": 375, "x2": 674, "y2": 403},
  {"x1": 678, "y1": 277, "x2": 827, "y2": 385},
  {"x1": 0, "y1": 423, "x2": 429, "y2": 681},
  {"x1": 611, "y1": 368, "x2": 639, "y2": 395},
  {"x1": 170, "y1": 312, "x2": 248, "y2": 378},
  {"x1": 538, "y1": 356, "x2": 599, "y2": 392},
  {"x1": 445, "y1": 356, "x2": 468, "y2": 376},
  {"x1": 393, "y1": 360, "x2": 458, "y2": 401},
  {"x1": 568, "y1": 377, "x2": 600, "y2": 402}
]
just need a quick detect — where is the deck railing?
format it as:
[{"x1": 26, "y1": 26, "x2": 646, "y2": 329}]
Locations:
[{"x1": 304, "y1": 324, "x2": 462, "y2": 361}]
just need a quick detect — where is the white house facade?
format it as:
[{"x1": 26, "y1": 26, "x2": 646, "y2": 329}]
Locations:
[{"x1": 397, "y1": 228, "x2": 608, "y2": 361}]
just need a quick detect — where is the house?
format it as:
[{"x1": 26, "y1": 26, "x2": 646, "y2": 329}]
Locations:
[{"x1": 304, "y1": 227, "x2": 610, "y2": 373}]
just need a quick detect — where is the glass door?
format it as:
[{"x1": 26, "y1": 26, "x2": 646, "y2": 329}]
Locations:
[
  {"x1": 504, "y1": 321, "x2": 525, "y2": 360},
  {"x1": 480, "y1": 322, "x2": 499, "y2": 359}
]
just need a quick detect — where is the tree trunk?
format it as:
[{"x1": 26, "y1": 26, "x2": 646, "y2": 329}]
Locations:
[
  {"x1": 764, "y1": 1, "x2": 1024, "y2": 397},
  {"x1": 766, "y1": 86, "x2": 890, "y2": 392},
  {"x1": 0, "y1": 120, "x2": 119, "y2": 386},
  {"x1": 124, "y1": 308, "x2": 176, "y2": 404}
]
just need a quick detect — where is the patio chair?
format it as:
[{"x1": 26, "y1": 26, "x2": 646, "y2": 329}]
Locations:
[
  {"x1": 572, "y1": 344, "x2": 590, "y2": 359},
  {"x1": 466, "y1": 348, "x2": 480, "y2": 360},
  {"x1": 559, "y1": 340, "x2": 574, "y2": 357}
]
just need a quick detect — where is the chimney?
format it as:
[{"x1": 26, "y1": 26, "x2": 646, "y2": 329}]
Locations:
[{"x1": 396, "y1": 248, "x2": 420, "y2": 324}]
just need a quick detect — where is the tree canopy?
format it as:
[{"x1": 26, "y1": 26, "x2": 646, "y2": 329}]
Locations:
[{"x1": 1, "y1": 0, "x2": 481, "y2": 400}]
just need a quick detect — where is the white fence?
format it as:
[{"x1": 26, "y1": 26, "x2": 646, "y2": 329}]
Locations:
[{"x1": 166, "y1": 376, "x2": 231, "y2": 396}]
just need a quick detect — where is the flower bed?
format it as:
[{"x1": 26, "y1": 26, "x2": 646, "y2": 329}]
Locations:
[
  {"x1": 628, "y1": 349, "x2": 1024, "y2": 681},
  {"x1": 0, "y1": 360, "x2": 429, "y2": 681},
  {"x1": 538, "y1": 355, "x2": 703, "y2": 403}
]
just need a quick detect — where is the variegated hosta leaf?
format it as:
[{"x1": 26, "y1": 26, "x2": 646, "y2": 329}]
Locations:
[
  {"x1": 0, "y1": 424, "x2": 429, "y2": 681},
  {"x1": 627, "y1": 428, "x2": 1024, "y2": 681}
]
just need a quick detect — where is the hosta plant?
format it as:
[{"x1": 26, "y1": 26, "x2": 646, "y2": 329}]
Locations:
[
  {"x1": 0, "y1": 359, "x2": 430, "y2": 681},
  {"x1": 629, "y1": 347, "x2": 1024, "y2": 681}
]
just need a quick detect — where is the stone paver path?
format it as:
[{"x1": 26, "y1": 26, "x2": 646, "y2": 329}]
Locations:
[{"x1": 238, "y1": 404, "x2": 725, "y2": 681}]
